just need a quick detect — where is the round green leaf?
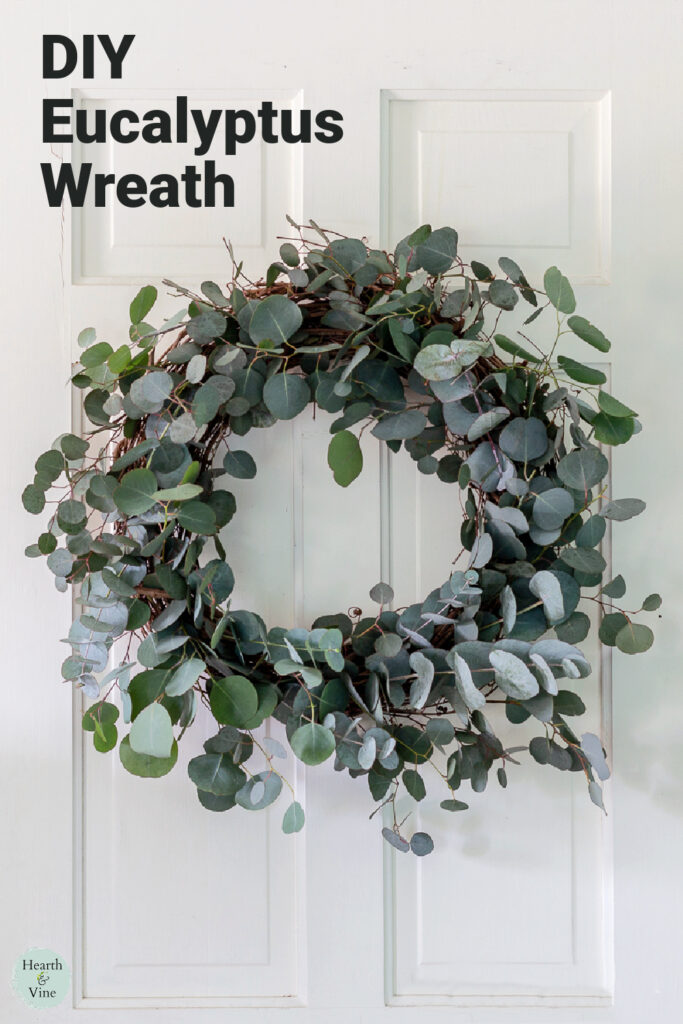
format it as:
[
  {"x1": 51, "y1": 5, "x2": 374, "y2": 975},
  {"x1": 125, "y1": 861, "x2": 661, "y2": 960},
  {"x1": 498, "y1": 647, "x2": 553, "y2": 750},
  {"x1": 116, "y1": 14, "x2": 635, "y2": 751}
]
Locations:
[
  {"x1": 532, "y1": 487, "x2": 574, "y2": 531},
  {"x1": 38, "y1": 532, "x2": 57, "y2": 554},
  {"x1": 188, "y1": 752, "x2": 246, "y2": 795},
  {"x1": 198, "y1": 790, "x2": 236, "y2": 812},
  {"x1": 467, "y1": 407, "x2": 510, "y2": 441},
  {"x1": 114, "y1": 468, "x2": 158, "y2": 516},
  {"x1": 413, "y1": 344, "x2": 459, "y2": 381},
  {"x1": 488, "y1": 280, "x2": 518, "y2": 310},
  {"x1": 78, "y1": 326, "x2": 97, "y2": 348},
  {"x1": 592, "y1": 412, "x2": 635, "y2": 446},
  {"x1": 561, "y1": 547, "x2": 606, "y2": 574},
  {"x1": 599, "y1": 612, "x2": 629, "y2": 645},
  {"x1": 35, "y1": 449, "x2": 65, "y2": 481},
  {"x1": 410, "y1": 831, "x2": 434, "y2": 856},
  {"x1": 280, "y1": 243, "x2": 300, "y2": 268},
  {"x1": 323, "y1": 238, "x2": 368, "y2": 275},
  {"x1": 499, "y1": 417, "x2": 548, "y2": 462},
  {"x1": 555, "y1": 611, "x2": 591, "y2": 644},
  {"x1": 282, "y1": 800, "x2": 305, "y2": 833},
  {"x1": 22, "y1": 484, "x2": 45, "y2": 514},
  {"x1": 60, "y1": 434, "x2": 89, "y2": 460},
  {"x1": 615, "y1": 622, "x2": 654, "y2": 655},
  {"x1": 290, "y1": 722, "x2": 336, "y2": 766},
  {"x1": 46, "y1": 547, "x2": 74, "y2": 578},
  {"x1": 108, "y1": 345, "x2": 132, "y2": 374},
  {"x1": 382, "y1": 827, "x2": 410, "y2": 852},
  {"x1": 236, "y1": 770, "x2": 283, "y2": 810},
  {"x1": 223, "y1": 449, "x2": 257, "y2": 479},
  {"x1": 489, "y1": 649, "x2": 539, "y2": 700},
  {"x1": 263, "y1": 373, "x2": 310, "y2": 420},
  {"x1": 425, "y1": 718, "x2": 455, "y2": 748},
  {"x1": 81, "y1": 342, "x2": 113, "y2": 368},
  {"x1": 130, "y1": 371, "x2": 174, "y2": 414},
  {"x1": 119, "y1": 735, "x2": 178, "y2": 778},
  {"x1": 82, "y1": 701, "x2": 120, "y2": 732},
  {"x1": 544, "y1": 266, "x2": 576, "y2": 313},
  {"x1": 186, "y1": 353, "x2": 207, "y2": 384},
  {"x1": 557, "y1": 447, "x2": 609, "y2": 491},
  {"x1": 576, "y1": 515, "x2": 606, "y2": 548},
  {"x1": 601, "y1": 498, "x2": 645, "y2": 521},
  {"x1": 403, "y1": 769, "x2": 426, "y2": 801},
  {"x1": 529, "y1": 570, "x2": 565, "y2": 623},
  {"x1": 328, "y1": 430, "x2": 363, "y2": 487},
  {"x1": 165, "y1": 658, "x2": 206, "y2": 697},
  {"x1": 186, "y1": 310, "x2": 227, "y2": 343},
  {"x1": 209, "y1": 674, "x2": 259, "y2": 727},
  {"x1": 415, "y1": 226, "x2": 458, "y2": 275},
  {"x1": 369, "y1": 581, "x2": 394, "y2": 605},
  {"x1": 57, "y1": 499, "x2": 87, "y2": 534},
  {"x1": 249, "y1": 295, "x2": 303, "y2": 345},
  {"x1": 129, "y1": 702, "x2": 174, "y2": 758},
  {"x1": 372, "y1": 410, "x2": 427, "y2": 441},
  {"x1": 177, "y1": 500, "x2": 217, "y2": 534}
]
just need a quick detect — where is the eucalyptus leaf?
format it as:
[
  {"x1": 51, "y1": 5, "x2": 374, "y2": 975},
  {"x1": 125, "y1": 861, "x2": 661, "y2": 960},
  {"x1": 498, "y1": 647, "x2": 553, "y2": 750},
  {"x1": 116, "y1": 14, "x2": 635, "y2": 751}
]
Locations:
[
  {"x1": 249, "y1": 295, "x2": 303, "y2": 345},
  {"x1": 557, "y1": 448, "x2": 609, "y2": 491},
  {"x1": 328, "y1": 430, "x2": 363, "y2": 487},
  {"x1": 282, "y1": 801, "x2": 305, "y2": 833},
  {"x1": 290, "y1": 722, "x2": 336, "y2": 766},
  {"x1": 489, "y1": 650, "x2": 539, "y2": 700},
  {"x1": 529, "y1": 571, "x2": 564, "y2": 623},
  {"x1": 544, "y1": 266, "x2": 575, "y2": 313},
  {"x1": 129, "y1": 703, "x2": 174, "y2": 759}
]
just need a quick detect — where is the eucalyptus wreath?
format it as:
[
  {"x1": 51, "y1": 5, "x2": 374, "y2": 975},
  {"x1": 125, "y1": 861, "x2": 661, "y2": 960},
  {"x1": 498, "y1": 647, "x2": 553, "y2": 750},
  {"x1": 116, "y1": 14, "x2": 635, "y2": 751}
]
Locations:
[{"x1": 23, "y1": 219, "x2": 659, "y2": 856}]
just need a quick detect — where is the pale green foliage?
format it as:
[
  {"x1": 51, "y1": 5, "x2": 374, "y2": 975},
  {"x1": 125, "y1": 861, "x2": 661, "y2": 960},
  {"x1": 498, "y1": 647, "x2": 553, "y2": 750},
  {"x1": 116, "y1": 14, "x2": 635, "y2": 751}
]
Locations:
[{"x1": 23, "y1": 221, "x2": 658, "y2": 856}]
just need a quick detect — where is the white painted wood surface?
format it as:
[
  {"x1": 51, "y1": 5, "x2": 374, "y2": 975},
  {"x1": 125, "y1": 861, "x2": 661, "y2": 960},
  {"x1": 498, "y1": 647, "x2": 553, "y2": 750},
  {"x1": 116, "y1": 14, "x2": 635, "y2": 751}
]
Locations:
[{"x1": 2, "y1": 1, "x2": 682, "y2": 1021}]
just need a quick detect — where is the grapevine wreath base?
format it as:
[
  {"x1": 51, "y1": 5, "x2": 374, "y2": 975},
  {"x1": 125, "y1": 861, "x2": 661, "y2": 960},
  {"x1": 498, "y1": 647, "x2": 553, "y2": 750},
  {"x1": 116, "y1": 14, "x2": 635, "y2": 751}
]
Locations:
[{"x1": 24, "y1": 220, "x2": 659, "y2": 855}]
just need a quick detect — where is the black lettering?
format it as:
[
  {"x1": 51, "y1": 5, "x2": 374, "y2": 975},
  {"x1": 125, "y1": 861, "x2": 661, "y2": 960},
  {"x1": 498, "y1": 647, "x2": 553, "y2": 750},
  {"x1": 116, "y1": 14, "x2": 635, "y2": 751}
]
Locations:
[
  {"x1": 43, "y1": 99, "x2": 73, "y2": 142},
  {"x1": 191, "y1": 108, "x2": 222, "y2": 157},
  {"x1": 41, "y1": 162, "x2": 91, "y2": 206},
  {"x1": 314, "y1": 109, "x2": 344, "y2": 143},
  {"x1": 75, "y1": 107, "x2": 107, "y2": 144},
  {"x1": 203, "y1": 161, "x2": 234, "y2": 207},
  {"x1": 223, "y1": 110, "x2": 256, "y2": 156},
  {"x1": 176, "y1": 96, "x2": 188, "y2": 143},
  {"x1": 117, "y1": 174, "x2": 146, "y2": 206},
  {"x1": 141, "y1": 110, "x2": 172, "y2": 143},
  {"x1": 281, "y1": 109, "x2": 311, "y2": 144},
  {"x1": 181, "y1": 165, "x2": 202, "y2": 207},
  {"x1": 82, "y1": 35, "x2": 94, "y2": 78},
  {"x1": 258, "y1": 101, "x2": 278, "y2": 143},
  {"x1": 94, "y1": 172, "x2": 116, "y2": 207},
  {"x1": 110, "y1": 109, "x2": 139, "y2": 143},
  {"x1": 149, "y1": 173, "x2": 179, "y2": 207},
  {"x1": 97, "y1": 34, "x2": 135, "y2": 78},
  {"x1": 42, "y1": 35, "x2": 77, "y2": 78}
]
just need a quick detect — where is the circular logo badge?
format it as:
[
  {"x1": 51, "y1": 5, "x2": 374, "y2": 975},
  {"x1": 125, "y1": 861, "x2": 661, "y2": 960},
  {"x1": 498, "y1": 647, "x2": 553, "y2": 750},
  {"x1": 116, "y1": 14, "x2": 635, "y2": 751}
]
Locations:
[{"x1": 12, "y1": 948, "x2": 70, "y2": 1009}]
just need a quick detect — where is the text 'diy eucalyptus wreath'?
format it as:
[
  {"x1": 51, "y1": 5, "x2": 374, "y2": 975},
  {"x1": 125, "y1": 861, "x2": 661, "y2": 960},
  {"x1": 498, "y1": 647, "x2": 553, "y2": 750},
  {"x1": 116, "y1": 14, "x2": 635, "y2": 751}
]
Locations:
[{"x1": 23, "y1": 219, "x2": 660, "y2": 856}]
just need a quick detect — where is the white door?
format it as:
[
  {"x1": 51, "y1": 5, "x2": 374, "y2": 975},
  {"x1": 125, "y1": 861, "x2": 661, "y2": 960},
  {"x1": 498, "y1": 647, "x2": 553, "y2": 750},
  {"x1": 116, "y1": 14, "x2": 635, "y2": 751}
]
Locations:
[{"x1": 3, "y1": 1, "x2": 681, "y2": 1021}]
